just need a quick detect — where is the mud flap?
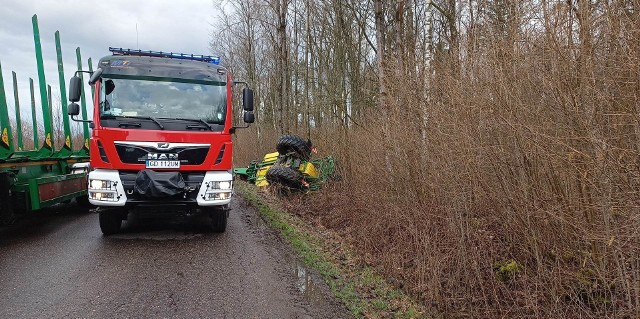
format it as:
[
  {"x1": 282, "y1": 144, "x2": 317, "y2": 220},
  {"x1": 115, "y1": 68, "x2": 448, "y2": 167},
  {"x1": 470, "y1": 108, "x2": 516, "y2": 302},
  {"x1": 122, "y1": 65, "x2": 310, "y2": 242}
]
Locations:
[{"x1": 134, "y1": 169, "x2": 186, "y2": 198}]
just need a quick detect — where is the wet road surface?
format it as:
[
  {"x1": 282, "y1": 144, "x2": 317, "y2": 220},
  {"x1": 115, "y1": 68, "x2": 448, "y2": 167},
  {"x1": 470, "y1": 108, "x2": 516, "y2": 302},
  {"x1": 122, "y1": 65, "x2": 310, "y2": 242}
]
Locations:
[{"x1": 0, "y1": 195, "x2": 348, "y2": 318}]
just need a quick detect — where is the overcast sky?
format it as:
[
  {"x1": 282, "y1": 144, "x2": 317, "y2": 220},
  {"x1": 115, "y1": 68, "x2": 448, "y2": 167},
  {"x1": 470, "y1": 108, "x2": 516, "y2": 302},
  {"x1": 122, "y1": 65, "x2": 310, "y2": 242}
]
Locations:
[{"x1": 0, "y1": 0, "x2": 219, "y2": 138}]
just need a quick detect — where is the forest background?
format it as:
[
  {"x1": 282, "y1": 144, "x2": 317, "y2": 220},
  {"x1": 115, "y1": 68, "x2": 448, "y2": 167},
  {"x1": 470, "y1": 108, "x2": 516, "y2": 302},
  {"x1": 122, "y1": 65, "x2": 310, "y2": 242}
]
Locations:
[{"x1": 211, "y1": 0, "x2": 639, "y2": 317}]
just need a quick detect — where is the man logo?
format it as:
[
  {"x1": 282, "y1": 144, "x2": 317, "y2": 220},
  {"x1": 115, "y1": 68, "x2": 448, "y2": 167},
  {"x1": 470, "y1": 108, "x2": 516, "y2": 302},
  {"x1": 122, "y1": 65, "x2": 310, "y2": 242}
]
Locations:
[
  {"x1": 157, "y1": 143, "x2": 170, "y2": 149},
  {"x1": 147, "y1": 153, "x2": 178, "y2": 160}
]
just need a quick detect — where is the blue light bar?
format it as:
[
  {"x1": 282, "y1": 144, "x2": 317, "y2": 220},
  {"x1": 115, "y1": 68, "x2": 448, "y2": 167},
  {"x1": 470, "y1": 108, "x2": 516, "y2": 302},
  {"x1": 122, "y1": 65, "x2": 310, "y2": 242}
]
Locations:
[{"x1": 108, "y1": 47, "x2": 220, "y2": 65}]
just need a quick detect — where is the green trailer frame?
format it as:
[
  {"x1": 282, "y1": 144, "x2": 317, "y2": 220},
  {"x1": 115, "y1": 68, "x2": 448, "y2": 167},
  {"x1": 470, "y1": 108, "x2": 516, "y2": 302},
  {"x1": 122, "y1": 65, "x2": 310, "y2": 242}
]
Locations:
[{"x1": 0, "y1": 15, "x2": 91, "y2": 223}]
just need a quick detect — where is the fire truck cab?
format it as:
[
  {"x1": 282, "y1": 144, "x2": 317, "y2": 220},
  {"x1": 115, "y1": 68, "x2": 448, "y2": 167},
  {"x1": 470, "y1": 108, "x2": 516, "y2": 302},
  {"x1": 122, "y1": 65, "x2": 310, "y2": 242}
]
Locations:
[{"x1": 67, "y1": 48, "x2": 254, "y2": 235}]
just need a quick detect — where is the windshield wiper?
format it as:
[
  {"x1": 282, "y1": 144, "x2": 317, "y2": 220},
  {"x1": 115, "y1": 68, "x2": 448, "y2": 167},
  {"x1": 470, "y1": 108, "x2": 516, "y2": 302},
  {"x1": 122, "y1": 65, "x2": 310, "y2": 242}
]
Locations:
[
  {"x1": 161, "y1": 118, "x2": 217, "y2": 131},
  {"x1": 102, "y1": 115, "x2": 165, "y2": 130},
  {"x1": 125, "y1": 116, "x2": 165, "y2": 130}
]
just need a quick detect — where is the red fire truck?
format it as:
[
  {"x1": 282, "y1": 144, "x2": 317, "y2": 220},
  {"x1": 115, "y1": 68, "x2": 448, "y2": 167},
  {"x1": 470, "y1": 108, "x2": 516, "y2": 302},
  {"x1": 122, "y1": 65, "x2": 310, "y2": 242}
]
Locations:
[{"x1": 66, "y1": 48, "x2": 254, "y2": 235}]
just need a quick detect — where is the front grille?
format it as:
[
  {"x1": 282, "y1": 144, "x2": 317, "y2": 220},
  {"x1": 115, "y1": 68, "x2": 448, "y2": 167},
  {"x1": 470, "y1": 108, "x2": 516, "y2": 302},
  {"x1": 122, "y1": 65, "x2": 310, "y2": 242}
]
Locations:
[{"x1": 115, "y1": 143, "x2": 209, "y2": 165}]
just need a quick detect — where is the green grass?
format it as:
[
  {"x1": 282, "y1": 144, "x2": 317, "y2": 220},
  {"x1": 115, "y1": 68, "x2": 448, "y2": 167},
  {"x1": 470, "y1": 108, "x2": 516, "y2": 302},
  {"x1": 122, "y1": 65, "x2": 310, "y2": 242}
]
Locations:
[{"x1": 236, "y1": 181, "x2": 426, "y2": 318}]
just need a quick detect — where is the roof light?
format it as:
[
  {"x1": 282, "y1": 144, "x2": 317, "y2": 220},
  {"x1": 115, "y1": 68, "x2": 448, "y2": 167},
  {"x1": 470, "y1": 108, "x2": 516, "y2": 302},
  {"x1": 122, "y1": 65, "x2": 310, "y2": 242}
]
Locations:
[{"x1": 108, "y1": 47, "x2": 220, "y2": 64}]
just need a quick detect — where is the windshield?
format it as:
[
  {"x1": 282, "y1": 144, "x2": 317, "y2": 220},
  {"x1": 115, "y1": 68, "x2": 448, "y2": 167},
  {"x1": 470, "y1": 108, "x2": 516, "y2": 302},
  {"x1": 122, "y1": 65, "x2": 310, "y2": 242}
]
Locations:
[{"x1": 100, "y1": 76, "x2": 227, "y2": 124}]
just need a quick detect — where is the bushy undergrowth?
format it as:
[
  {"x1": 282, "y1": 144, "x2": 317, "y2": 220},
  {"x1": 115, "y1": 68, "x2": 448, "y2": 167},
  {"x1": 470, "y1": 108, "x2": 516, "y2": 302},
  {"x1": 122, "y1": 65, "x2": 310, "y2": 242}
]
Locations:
[
  {"x1": 229, "y1": 2, "x2": 639, "y2": 317},
  {"x1": 237, "y1": 81, "x2": 640, "y2": 318}
]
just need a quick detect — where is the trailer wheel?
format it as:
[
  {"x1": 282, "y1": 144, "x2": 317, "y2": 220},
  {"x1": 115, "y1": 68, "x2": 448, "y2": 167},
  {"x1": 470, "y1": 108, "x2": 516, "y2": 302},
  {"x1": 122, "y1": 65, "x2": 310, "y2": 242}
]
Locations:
[
  {"x1": 99, "y1": 210, "x2": 123, "y2": 235},
  {"x1": 266, "y1": 165, "x2": 303, "y2": 189},
  {"x1": 0, "y1": 172, "x2": 16, "y2": 225},
  {"x1": 276, "y1": 135, "x2": 312, "y2": 160}
]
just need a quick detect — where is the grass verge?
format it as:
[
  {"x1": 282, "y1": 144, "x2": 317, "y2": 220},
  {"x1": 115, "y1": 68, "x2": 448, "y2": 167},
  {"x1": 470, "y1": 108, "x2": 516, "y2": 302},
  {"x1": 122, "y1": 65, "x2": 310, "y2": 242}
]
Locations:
[{"x1": 236, "y1": 181, "x2": 426, "y2": 318}]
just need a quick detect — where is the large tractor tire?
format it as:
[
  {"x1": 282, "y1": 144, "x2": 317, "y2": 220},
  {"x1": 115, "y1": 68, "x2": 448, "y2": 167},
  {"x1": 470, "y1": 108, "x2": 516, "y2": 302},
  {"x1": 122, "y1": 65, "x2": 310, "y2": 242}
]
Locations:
[
  {"x1": 266, "y1": 165, "x2": 304, "y2": 189},
  {"x1": 276, "y1": 135, "x2": 312, "y2": 160}
]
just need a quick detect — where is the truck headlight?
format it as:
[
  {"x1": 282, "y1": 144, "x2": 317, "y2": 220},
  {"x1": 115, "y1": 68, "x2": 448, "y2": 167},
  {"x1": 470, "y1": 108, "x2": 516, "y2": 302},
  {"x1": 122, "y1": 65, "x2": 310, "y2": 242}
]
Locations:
[
  {"x1": 89, "y1": 191, "x2": 118, "y2": 202},
  {"x1": 202, "y1": 180, "x2": 232, "y2": 201},
  {"x1": 205, "y1": 192, "x2": 232, "y2": 201},
  {"x1": 209, "y1": 181, "x2": 232, "y2": 190},
  {"x1": 90, "y1": 179, "x2": 113, "y2": 190}
]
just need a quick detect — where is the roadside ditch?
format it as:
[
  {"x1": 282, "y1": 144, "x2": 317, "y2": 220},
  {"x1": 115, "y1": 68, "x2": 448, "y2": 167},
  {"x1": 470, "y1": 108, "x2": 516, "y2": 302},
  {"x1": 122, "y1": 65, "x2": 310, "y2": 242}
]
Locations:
[{"x1": 236, "y1": 181, "x2": 427, "y2": 318}]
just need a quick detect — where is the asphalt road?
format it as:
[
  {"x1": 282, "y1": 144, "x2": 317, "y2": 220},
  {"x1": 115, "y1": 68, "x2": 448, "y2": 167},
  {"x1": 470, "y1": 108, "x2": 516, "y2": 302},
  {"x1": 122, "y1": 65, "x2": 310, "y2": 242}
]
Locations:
[{"x1": 0, "y1": 195, "x2": 348, "y2": 318}]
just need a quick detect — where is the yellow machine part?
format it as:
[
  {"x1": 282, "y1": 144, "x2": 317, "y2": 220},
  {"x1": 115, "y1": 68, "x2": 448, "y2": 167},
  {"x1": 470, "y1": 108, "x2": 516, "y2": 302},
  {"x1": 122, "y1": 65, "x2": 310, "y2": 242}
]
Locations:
[
  {"x1": 255, "y1": 152, "x2": 279, "y2": 187},
  {"x1": 256, "y1": 178, "x2": 270, "y2": 187},
  {"x1": 256, "y1": 166, "x2": 270, "y2": 177},
  {"x1": 253, "y1": 151, "x2": 318, "y2": 187},
  {"x1": 297, "y1": 162, "x2": 319, "y2": 178},
  {"x1": 255, "y1": 165, "x2": 273, "y2": 187},
  {"x1": 263, "y1": 152, "x2": 280, "y2": 162}
]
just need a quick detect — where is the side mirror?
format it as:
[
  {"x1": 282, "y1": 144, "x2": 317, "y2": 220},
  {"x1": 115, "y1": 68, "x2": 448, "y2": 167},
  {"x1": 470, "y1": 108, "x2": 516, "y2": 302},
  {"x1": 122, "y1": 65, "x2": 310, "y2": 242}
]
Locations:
[
  {"x1": 243, "y1": 88, "x2": 254, "y2": 112},
  {"x1": 243, "y1": 112, "x2": 255, "y2": 123},
  {"x1": 69, "y1": 76, "x2": 82, "y2": 102},
  {"x1": 67, "y1": 102, "x2": 92, "y2": 124},
  {"x1": 88, "y1": 68, "x2": 103, "y2": 85},
  {"x1": 68, "y1": 103, "x2": 80, "y2": 116}
]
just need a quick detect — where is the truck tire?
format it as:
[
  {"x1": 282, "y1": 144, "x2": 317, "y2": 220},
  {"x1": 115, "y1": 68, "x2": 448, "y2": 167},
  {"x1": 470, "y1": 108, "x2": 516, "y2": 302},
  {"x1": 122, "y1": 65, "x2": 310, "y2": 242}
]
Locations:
[
  {"x1": 266, "y1": 165, "x2": 303, "y2": 189},
  {"x1": 204, "y1": 208, "x2": 227, "y2": 233},
  {"x1": 276, "y1": 135, "x2": 312, "y2": 160},
  {"x1": 99, "y1": 210, "x2": 123, "y2": 235}
]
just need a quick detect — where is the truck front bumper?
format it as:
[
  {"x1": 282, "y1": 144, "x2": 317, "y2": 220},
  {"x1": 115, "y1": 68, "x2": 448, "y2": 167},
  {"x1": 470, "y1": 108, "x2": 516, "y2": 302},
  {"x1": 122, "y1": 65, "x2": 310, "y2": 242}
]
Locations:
[{"x1": 87, "y1": 169, "x2": 232, "y2": 207}]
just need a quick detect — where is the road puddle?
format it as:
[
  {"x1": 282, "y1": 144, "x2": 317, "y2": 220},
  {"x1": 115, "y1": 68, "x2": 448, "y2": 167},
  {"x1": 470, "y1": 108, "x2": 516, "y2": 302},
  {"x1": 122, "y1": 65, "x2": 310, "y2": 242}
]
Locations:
[{"x1": 295, "y1": 262, "x2": 324, "y2": 304}]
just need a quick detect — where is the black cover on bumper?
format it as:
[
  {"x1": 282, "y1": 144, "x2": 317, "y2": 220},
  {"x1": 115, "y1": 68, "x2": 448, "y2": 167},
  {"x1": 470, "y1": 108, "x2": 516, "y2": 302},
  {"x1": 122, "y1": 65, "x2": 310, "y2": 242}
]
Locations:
[{"x1": 134, "y1": 169, "x2": 186, "y2": 198}]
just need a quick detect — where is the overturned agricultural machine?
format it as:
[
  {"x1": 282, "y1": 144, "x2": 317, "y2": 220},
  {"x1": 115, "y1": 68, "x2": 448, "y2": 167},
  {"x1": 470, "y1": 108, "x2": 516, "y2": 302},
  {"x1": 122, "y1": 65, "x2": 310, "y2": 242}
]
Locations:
[{"x1": 234, "y1": 135, "x2": 336, "y2": 191}]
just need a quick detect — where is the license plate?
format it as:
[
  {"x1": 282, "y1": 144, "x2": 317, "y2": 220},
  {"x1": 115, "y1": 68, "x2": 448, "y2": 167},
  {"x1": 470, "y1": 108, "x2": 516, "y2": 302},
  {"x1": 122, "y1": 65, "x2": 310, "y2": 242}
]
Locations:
[{"x1": 146, "y1": 160, "x2": 180, "y2": 169}]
